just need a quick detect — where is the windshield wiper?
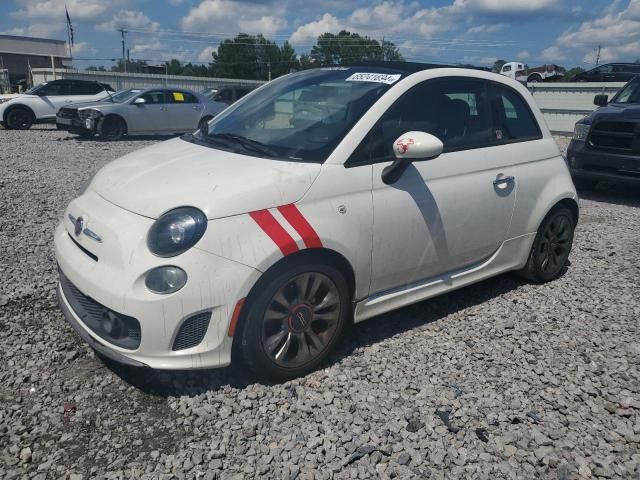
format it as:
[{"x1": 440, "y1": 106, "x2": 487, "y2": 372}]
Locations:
[{"x1": 208, "y1": 132, "x2": 278, "y2": 158}]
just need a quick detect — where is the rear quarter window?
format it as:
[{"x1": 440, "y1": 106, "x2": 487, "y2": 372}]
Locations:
[{"x1": 491, "y1": 84, "x2": 541, "y2": 142}]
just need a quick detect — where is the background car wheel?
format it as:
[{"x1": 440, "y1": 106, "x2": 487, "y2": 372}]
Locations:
[
  {"x1": 99, "y1": 116, "x2": 125, "y2": 140},
  {"x1": 519, "y1": 206, "x2": 576, "y2": 283},
  {"x1": 6, "y1": 107, "x2": 34, "y2": 130},
  {"x1": 239, "y1": 260, "x2": 350, "y2": 381},
  {"x1": 198, "y1": 116, "x2": 212, "y2": 132}
]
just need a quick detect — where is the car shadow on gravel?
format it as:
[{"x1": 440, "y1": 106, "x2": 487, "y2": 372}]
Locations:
[
  {"x1": 104, "y1": 272, "x2": 529, "y2": 397},
  {"x1": 578, "y1": 183, "x2": 640, "y2": 208}
]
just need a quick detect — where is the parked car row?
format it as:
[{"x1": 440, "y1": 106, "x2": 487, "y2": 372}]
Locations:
[{"x1": 0, "y1": 79, "x2": 257, "y2": 138}]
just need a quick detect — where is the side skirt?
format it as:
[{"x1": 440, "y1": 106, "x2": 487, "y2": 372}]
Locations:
[{"x1": 353, "y1": 233, "x2": 535, "y2": 323}]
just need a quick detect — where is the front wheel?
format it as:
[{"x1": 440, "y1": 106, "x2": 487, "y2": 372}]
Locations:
[
  {"x1": 99, "y1": 116, "x2": 125, "y2": 140},
  {"x1": 239, "y1": 261, "x2": 350, "y2": 381},
  {"x1": 519, "y1": 207, "x2": 576, "y2": 283},
  {"x1": 6, "y1": 107, "x2": 34, "y2": 130}
]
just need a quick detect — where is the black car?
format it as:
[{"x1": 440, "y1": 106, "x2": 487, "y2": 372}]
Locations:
[
  {"x1": 574, "y1": 63, "x2": 640, "y2": 83},
  {"x1": 567, "y1": 76, "x2": 640, "y2": 187},
  {"x1": 201, "y1": 85, "x2": 255, "y2": 105}
]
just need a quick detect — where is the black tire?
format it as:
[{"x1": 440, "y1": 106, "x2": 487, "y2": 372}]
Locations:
[
  {"x1": 198, "y1": 116, "x2": 212, "y2": 132},
  {"x1": 239, "y1": 259, "x2": 350, "y2": 381},
  {"x1": 5, "y1": 107, "x2": 34, "y2": 130},
  {"x1": 519, "y1": 206, "x2": 576, "y2": 283},
  {"x1": 99, "y1": 116, "x2": 125, "y2": 140}
]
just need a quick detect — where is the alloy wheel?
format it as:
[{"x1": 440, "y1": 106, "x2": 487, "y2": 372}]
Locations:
[
  {"x1": 538, "y1": 213, "x2": 572, "y2": 275},
  {"x1": 261, "y1": 272, "x2": 341, "y2": 368}
]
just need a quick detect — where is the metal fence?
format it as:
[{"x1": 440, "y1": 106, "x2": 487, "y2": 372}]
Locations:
[
  {"x1": 30, "y1": 68, "x2": 264, "y2": 92},
  {"x1": 527, "y1": 82, "x2": 626, "y2": 135}
]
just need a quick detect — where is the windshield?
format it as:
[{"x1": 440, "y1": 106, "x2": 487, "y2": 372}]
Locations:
[
  {"x1": 25, "y1": 83, "x2": 45, "y2": 95},
  {"x1": 111, "y1": 89, "x2": 143, "y2": 103},
  {"x1": 198, "y1": 68, "x2": 404, "y2": 162},
  {"x1": 612, "y1": 78, "x2": 640, "y2": 104}
]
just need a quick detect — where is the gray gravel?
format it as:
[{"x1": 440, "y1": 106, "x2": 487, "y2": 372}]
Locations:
[{"x1": 1, "y1": 126, "x2": 639, "y2": 479}]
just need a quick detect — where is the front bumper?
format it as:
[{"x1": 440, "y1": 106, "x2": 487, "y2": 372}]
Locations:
[
  {"x1": 54, "y1": 189, "x2": 262, "y2": 370},
  {"x1": 568, "y1": 139, "x2": 640, "y2": 185}
]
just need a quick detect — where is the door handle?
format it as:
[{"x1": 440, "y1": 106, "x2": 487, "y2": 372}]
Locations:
[
  {"x1": 493, "y1": 175, "x2": 515, "y2": 186},
  {"x1": 192, "y1": 105, "x2": 202, "y2": 110}
]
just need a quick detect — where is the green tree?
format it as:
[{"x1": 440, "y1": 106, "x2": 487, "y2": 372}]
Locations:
[
  {"x1": 492, "y1": 59, "x2": 507, "y2": 73},
  {"x1": 210, "y1": 34, "x2": 299, "y2": 80},
  {"x1": 308, "y1": 31, "x2": 404, "y2": 66}
]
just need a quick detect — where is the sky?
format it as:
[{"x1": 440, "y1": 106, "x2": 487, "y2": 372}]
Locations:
[{"x1": 1, "y1": 0, "x2": 638, "y2": 70}]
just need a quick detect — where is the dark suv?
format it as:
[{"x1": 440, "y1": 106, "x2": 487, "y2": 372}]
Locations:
[
  {"x1": 574, "y1": 63, "x2": 640, "y2": 83},
  {"x1": 567, "y1": 76, "x2": 640, "y2": 186}
]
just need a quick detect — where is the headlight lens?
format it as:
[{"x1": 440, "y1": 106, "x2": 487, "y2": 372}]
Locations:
[
  {"x1": 78, "y1": 109, "x2": 102, "y2": 120},
  {"x1": 147, "y1": 207, "x2": 207, "y2": 257},
  {"x1": 573, "y1": 123, "x2": 590, "y2": 141},
  {"x1": 145, "y1": 266, "x2": 187, "y2": 294}
]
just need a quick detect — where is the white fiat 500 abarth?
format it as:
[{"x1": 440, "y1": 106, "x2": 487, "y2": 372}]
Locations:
[{"x1": 55, "y1": 65, "x2": 578, "y2": 380}]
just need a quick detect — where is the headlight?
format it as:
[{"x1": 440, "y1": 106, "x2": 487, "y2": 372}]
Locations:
[
  {"x1": 147, "y1": 207, "x2": 207, "y2": 257},
  {"x1": 145, "y1": 266, "x2": 187, "y2": 294},
  {"x1": 78, "y1": 109, "x2": 102, "y2": 120},
  {"x1": 573, "y1": 123, "x2": 590, "y2": 141}
]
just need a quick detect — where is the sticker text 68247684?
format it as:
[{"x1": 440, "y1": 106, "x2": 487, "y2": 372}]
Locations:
[{"x1": 345, "y1": 72, "x2": 402, "y2": 85}]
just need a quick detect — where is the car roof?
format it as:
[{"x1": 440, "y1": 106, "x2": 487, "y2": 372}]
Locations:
[{"x1": 350, "y1": 61, "x2": 492, "y2": 73}]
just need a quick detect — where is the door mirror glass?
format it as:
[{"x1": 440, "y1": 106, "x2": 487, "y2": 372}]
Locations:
[
  {"x1": 133, "y1": 97, "x2": 146, "y2": 105},
  {"x1": 593, "y1": 94, "x2": 608, "y2": 107},
  {"x1": 393, "y1": 131, "x2": 444, "y2": 160}
]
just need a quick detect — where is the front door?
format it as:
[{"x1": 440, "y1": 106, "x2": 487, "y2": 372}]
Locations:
[
  {"x1": 126, "y1": 90, "x2": 169, "y2": 134},
  {"x1": 352, "y1": 77, "x2": 517, "y2": 294},
  {"x1": 166, "y1": 90, "x2": 203, "y2": 132}
]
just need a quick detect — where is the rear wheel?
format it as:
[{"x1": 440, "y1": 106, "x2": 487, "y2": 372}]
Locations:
[
  {"x1": 6, "y1": 107, "x2": 34, "y2": 130},
  {"x1": 239, "y1": 261, "x2": 350, "y2": 381},
  {"x1": 519, "y1": 207, "x2": 576, "y2": 283},
  {"x1": 99, "y1": 116, "x2": 125, "y2": 140}
]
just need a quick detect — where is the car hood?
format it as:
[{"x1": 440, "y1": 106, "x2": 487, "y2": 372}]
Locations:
[
  {"x1": 591, "y1": 102, "x2": 640, "y2": 120},
  {"x1": 91, "y1": 137, "x2": 322, "y2": 220}
]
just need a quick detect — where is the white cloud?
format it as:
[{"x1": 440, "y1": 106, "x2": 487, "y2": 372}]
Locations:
[
  {"x1": 516, "y1": 50, "x2": 530, "y2": 60},
  {"x1": 452, "y1": 0, "x2": 557, "y2": 14},
  {"x1": 197, "y1": 46, "x2": 216, "y2": 62},
  {"x1": 10, "y1": 0, "x2": 125, "y2": 22},
  {"x1": 96, "y1": 10, "x2": 160, "y2": 33},
  {"x1": 543, "y1": 0, "x2": 640, "y2": 65},
  {"x1": 466, "y1": 23, "x2": 505, "y2": 34},
  {"x1": 180, "y1": 0, "x2": 287, "y2": 35},
  {"x1": 7, "y1": 23, "x2": 64, "y2": 37},
  {"x1": 289, "y1": 14, "x2": 345, "y2": 44}
]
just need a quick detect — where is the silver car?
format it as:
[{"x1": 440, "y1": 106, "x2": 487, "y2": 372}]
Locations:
[{"x1": 56, "y1": 88, "x2": 227, "y2": 140}]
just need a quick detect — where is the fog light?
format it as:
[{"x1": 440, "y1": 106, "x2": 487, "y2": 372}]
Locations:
[{"x1": 145, "y1": 266, "x2": 187, "y2": 294}]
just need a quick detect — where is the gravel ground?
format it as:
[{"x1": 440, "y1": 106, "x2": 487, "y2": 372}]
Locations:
[{"x1": 1, "y1": 126, "x2": 639, "y2": 479}]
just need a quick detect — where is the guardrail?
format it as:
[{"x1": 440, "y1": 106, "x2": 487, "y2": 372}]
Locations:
[
  {"x1": 527, "y1": 82, "x2": 626, "y2": 135},
  {"x1": 30, "y1": 68, "x2": 265, "y2": 92}
]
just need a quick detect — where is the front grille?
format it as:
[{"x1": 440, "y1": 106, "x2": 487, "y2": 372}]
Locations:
[
  {"x1": 59, "y1": 269, "x2": 141, "y2": 350},
  {"x1": 589, "y1": 121, "x2": 638, "y2": 152},
  {"x1": 173, "y1": 312, "x2": 211, "y2": 351},
  {"x1": 58, "y1": 108, "x2": 78, "y2": 119}
]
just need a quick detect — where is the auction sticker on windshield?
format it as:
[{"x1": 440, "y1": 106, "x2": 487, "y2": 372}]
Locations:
[{"x1": 345, "y1": 72, "x2": 402, "y2": 84}]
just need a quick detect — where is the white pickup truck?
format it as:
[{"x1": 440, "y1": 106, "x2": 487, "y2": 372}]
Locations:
[{"x1": 499, "y1": 62, "x2": 565, "y2": 83}]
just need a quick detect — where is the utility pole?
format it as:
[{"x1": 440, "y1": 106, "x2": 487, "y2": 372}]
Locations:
[
  {"x1": 267, "y1": 61, "x2": 271, "y2": 81},
  {"x1": 595, "y1": 45, "x2": 601, "y2": 66},
  {"x1": 118, "y1": 28, "x2": 127, "y2": 73}
]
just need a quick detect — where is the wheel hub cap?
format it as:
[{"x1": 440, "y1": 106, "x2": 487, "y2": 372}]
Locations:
[{"x1": 289, "y1": 304, "x2": 313, "y2": 333}]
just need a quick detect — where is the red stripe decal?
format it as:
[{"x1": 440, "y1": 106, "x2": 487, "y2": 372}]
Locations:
[
  {"x1": 250, "y1": 209, "x2": 299, "y2": 256},
  {"x1": 277, "y1": 204, "x2": 323, "y2": 249}
]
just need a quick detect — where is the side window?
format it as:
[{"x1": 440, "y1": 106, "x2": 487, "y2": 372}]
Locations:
[
  {"x1": 502, "y1": 65, "x2": 512, "y2": 72},
  {"x1": 140, "y1": 91, "x2": 167, "y2": 104},
  {"x1": 235, "y1": 88, "x2": 251, "y2": 100},
  {"x1": 215, "y1": 89, "x2": 233, "y2": 102},
  {"x1": 40, "y1": 81, "x2": 66, "y2": 96},
  {"x1": 349, "y1": 78, "x2": 496, "y2": 165},
  {"x1": 170, "y1": 91, "x2": 198, "y2": 103},
  {"x1": 70, "y1": 81, "x2": 103, "y2": 95},
  {"x1": 491, "y1": 84, "x2": 541, "y2": 142}
]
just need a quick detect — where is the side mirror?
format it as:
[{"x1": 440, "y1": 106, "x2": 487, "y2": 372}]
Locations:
[
  {"x1": 594, "y1": 94, "x2": 608, "y2": 107},
  {"x1": 382, "y1": 132, "x2": 444, "y2": 185},
  {"x1": 133, "y1": 97, "x2": 146, "y2": 105}
]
